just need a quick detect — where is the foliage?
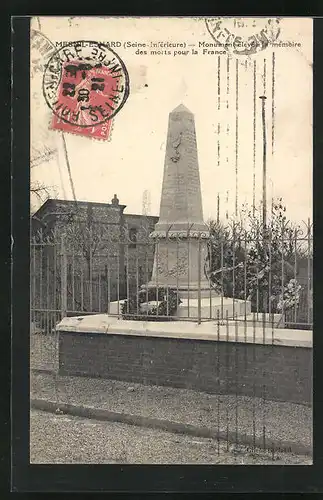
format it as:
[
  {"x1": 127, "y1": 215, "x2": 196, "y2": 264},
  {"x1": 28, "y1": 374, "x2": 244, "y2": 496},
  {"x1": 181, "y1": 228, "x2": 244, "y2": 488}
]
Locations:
[
  {"x1": 64, "y1": 222, "x2": 107, "y2": 269},
  {"x1": 55, "y1": 206, "x2": 117, "y2": 281},
  {"x1": 206, "y1": 198, "x2": 311, "y2": 314},
  {"x1": 277, "y1": 279, "x2": 302, "y2": 312},
  {"x1": 121, "y1": 287, "x2": 181, "y2": 321}
]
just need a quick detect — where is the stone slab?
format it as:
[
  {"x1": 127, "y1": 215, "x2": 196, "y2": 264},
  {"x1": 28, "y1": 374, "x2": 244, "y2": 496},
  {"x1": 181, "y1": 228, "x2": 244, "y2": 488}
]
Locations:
[
  {"x1": 108, "y1": 300, "x2": 126, "y2": 315},
  {"x1": 56, "y1": 314, "x2": 312, "y2": 348},
  {"x1": 109, "y1": 297, "x2": 252, "y2": 321},
  {"x1": 177, "y1": 297, "x2": 251, "y2": 319}
]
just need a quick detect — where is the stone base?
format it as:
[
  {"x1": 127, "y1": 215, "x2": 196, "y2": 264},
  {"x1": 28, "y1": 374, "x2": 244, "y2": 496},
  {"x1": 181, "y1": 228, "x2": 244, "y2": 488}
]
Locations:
[
  {"x1": 57, "y1": 313, "x2": 312, "y2": 346},
  {"x1": 177, "y1": 297, "x2": 251, "y2": 320},
  {"x1": 56, "y1": 316, "x2": 312, "y2": 405},
  {"x1": 109, "y1": 300, "x2": 125, "y2": 315},
  {"x1": 143, "y1": 281, "x2": 214, "y2": 298},
  {"x1": 108, "y1": 299, "x2": 286, "y2": 326},
  {"x1": 108, "y1": 296, "x2": 252, "y2": 321}
]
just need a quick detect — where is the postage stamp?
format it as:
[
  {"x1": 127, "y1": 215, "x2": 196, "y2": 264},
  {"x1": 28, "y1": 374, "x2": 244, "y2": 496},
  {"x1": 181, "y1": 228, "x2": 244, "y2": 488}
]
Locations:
[
  {"x1": 205, "y1": 17, "x2": 281, "y2": 56},
  {"x1": 43, "y1": 41, "x2": 130, "y2": 139}
]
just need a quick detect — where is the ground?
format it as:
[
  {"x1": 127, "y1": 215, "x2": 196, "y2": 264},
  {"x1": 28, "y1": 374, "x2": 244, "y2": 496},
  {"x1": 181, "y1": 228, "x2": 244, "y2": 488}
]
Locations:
[
  {"x1": 30, "y1": 370, "x2": 312, "y2": 456},
  {"x1": 30, "y1": 409, "x2": 312, "y2": 465},
  {"x1": 30, "y1": 333, "x2": 313, "y2": 465}
]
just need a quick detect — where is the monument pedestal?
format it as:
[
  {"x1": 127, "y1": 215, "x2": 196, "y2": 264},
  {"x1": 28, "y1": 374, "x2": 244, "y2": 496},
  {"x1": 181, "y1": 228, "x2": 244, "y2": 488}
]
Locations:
[
  {"x1": 177, "y1": 296, "x2": 251, "y2": 320},
  {"x1": 108, "y1": 294, "x2": 252, "y2": 321},
  {"x1": 139, "y1": 280, "x2": 252, "y2": 320}
]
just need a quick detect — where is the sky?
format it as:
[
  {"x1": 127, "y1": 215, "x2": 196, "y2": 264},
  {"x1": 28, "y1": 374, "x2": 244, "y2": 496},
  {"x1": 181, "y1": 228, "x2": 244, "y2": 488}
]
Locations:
[{"x1": 31, "y1": 17, "x2": 313, "y2": 224}]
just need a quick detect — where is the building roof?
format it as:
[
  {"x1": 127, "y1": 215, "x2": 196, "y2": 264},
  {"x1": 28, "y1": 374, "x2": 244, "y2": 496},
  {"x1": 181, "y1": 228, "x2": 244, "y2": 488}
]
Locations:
[
  {"x1": 32, "y1": 198, "x2": 159, "y2": 220},
  {"x1": 125, "y1": 213, "x2": 159, "y2": 220},
  {"x1": 32, "y1": 198, "x2": 127, "y2": 218}
]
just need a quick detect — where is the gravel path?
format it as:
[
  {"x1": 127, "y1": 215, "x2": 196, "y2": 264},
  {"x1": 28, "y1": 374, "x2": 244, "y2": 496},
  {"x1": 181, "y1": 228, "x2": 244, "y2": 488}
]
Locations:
[
  {"x1": 30, "y1": 371, "x2": 312, "y2": 455},
  {"x1": 30, "y1": 409, "x2": 312, "y2": 465},
  {"x1": 30, "y1": 333, "x2": 58, "y2": 372}
]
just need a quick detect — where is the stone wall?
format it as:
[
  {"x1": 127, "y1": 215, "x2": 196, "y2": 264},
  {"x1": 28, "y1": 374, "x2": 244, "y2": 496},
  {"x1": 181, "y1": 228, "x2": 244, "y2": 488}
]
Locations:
[{"x1": 59, "y1": 331, "x2": 312, "y2": 405}]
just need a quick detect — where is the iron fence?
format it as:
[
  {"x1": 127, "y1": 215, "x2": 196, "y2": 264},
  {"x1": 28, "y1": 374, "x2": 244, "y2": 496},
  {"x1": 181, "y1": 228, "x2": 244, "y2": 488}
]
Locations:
[{"x1": 30, "y1": 219, "x2": 312, "y2": 334}]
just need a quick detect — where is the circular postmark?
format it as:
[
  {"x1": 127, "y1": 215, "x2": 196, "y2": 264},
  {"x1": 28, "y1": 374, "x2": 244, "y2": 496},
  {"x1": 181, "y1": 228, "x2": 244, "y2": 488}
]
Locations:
[
  {"x1": 43, "y1": 41, "x2": 130, "y2": 128},
  {"x1": 205, "y1": 17, "x2": 281, "y2": 56},
  {"x1": 31, "y1": 29, "x2": 57, "y2": 80}
]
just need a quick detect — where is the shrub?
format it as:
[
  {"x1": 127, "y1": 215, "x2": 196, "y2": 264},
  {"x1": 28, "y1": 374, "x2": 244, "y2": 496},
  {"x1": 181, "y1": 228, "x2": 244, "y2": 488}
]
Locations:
[
  {"x1": 121, "y1": 287, "x2": 181, "y2": 321},
  {"x1": 206, "y1": 199, "x2": 308, "y2": 315}
]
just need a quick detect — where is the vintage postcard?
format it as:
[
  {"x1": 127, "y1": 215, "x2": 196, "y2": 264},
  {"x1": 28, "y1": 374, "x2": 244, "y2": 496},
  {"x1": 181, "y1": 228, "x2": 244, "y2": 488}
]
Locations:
[{"x1": 29, "y1": 16, "x2": 312, "y2": 467}]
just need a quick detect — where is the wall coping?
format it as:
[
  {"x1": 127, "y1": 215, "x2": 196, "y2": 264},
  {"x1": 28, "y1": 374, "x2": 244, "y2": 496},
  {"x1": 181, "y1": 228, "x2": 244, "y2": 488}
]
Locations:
[{"x1": 56, "y1": 314, "x2": 312, "y2": 348}]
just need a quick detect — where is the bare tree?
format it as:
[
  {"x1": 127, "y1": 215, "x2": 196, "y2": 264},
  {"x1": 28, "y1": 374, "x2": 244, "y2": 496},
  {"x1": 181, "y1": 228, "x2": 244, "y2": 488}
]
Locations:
[{"x1": 30, "y1": 165, "x2": 59, "y2": 214}]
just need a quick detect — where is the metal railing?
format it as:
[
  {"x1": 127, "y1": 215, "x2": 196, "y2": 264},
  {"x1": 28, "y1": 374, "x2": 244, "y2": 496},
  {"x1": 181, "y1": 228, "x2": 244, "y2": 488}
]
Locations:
[{"x1": 30, "y1": 218, "x2": 313, "y2": 332}]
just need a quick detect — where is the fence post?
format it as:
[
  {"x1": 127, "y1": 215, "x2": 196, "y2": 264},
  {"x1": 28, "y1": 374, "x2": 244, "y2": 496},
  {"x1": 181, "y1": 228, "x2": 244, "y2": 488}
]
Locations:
[
  {"x1": 197, "y1": 236, "x2": 202, "y2": 325},
  {"x1": 307, "y1": 218, "x2": 312, "y2": 326},
  {"x1": 60, "y1": 235, "x2": 68, "y2": 319}
]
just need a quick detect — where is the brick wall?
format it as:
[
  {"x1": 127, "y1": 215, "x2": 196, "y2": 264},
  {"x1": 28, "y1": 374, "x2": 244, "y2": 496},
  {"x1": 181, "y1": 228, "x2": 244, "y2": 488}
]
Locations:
[{"x1": 59, "y1": 332, "x2": 312, "y2": 405}]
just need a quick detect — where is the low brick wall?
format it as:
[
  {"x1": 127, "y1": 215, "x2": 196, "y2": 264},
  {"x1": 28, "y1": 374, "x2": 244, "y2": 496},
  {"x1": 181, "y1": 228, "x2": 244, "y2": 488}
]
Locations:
[{"x1": 58, "y1": 331, "x2": 312, "y2": 405}]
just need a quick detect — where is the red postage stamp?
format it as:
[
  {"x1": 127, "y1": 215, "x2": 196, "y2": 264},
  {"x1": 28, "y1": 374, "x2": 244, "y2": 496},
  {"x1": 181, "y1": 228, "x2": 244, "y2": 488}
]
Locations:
[{"x1": 43, "y1": 41, "x2": 129, "y2": 139}]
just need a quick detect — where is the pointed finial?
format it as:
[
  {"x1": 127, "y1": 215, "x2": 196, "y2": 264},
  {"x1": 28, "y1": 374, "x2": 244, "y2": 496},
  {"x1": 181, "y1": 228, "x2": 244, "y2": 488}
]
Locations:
[
  {"x1": 111, "y1": 194, "x2": 119, "y2": 206},
  {"x1": 171, "y1": 103, "x2": 193, "y2": 114}
]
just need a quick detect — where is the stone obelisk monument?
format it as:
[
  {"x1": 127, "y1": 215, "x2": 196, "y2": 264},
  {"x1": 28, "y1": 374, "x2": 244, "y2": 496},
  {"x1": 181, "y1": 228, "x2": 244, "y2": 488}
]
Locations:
[
  {"x1": 147, "y1": 104, "x2": 211, "y2": 294},
  {"x1": 145, "y1": 104, "x2": 251, "y2": 320}
]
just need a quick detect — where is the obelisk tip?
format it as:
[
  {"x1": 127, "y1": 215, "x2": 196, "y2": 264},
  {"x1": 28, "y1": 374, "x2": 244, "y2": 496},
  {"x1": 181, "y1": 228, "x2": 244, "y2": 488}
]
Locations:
[{"x1": 171, "y1": 103, "x2": 193, "y2": 114}]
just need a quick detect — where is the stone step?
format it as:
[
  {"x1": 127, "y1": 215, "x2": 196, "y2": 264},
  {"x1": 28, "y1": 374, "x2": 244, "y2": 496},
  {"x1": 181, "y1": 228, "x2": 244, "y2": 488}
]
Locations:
[{"x1": 177, "y1": 298, "x2": 251, "y2": 320}]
